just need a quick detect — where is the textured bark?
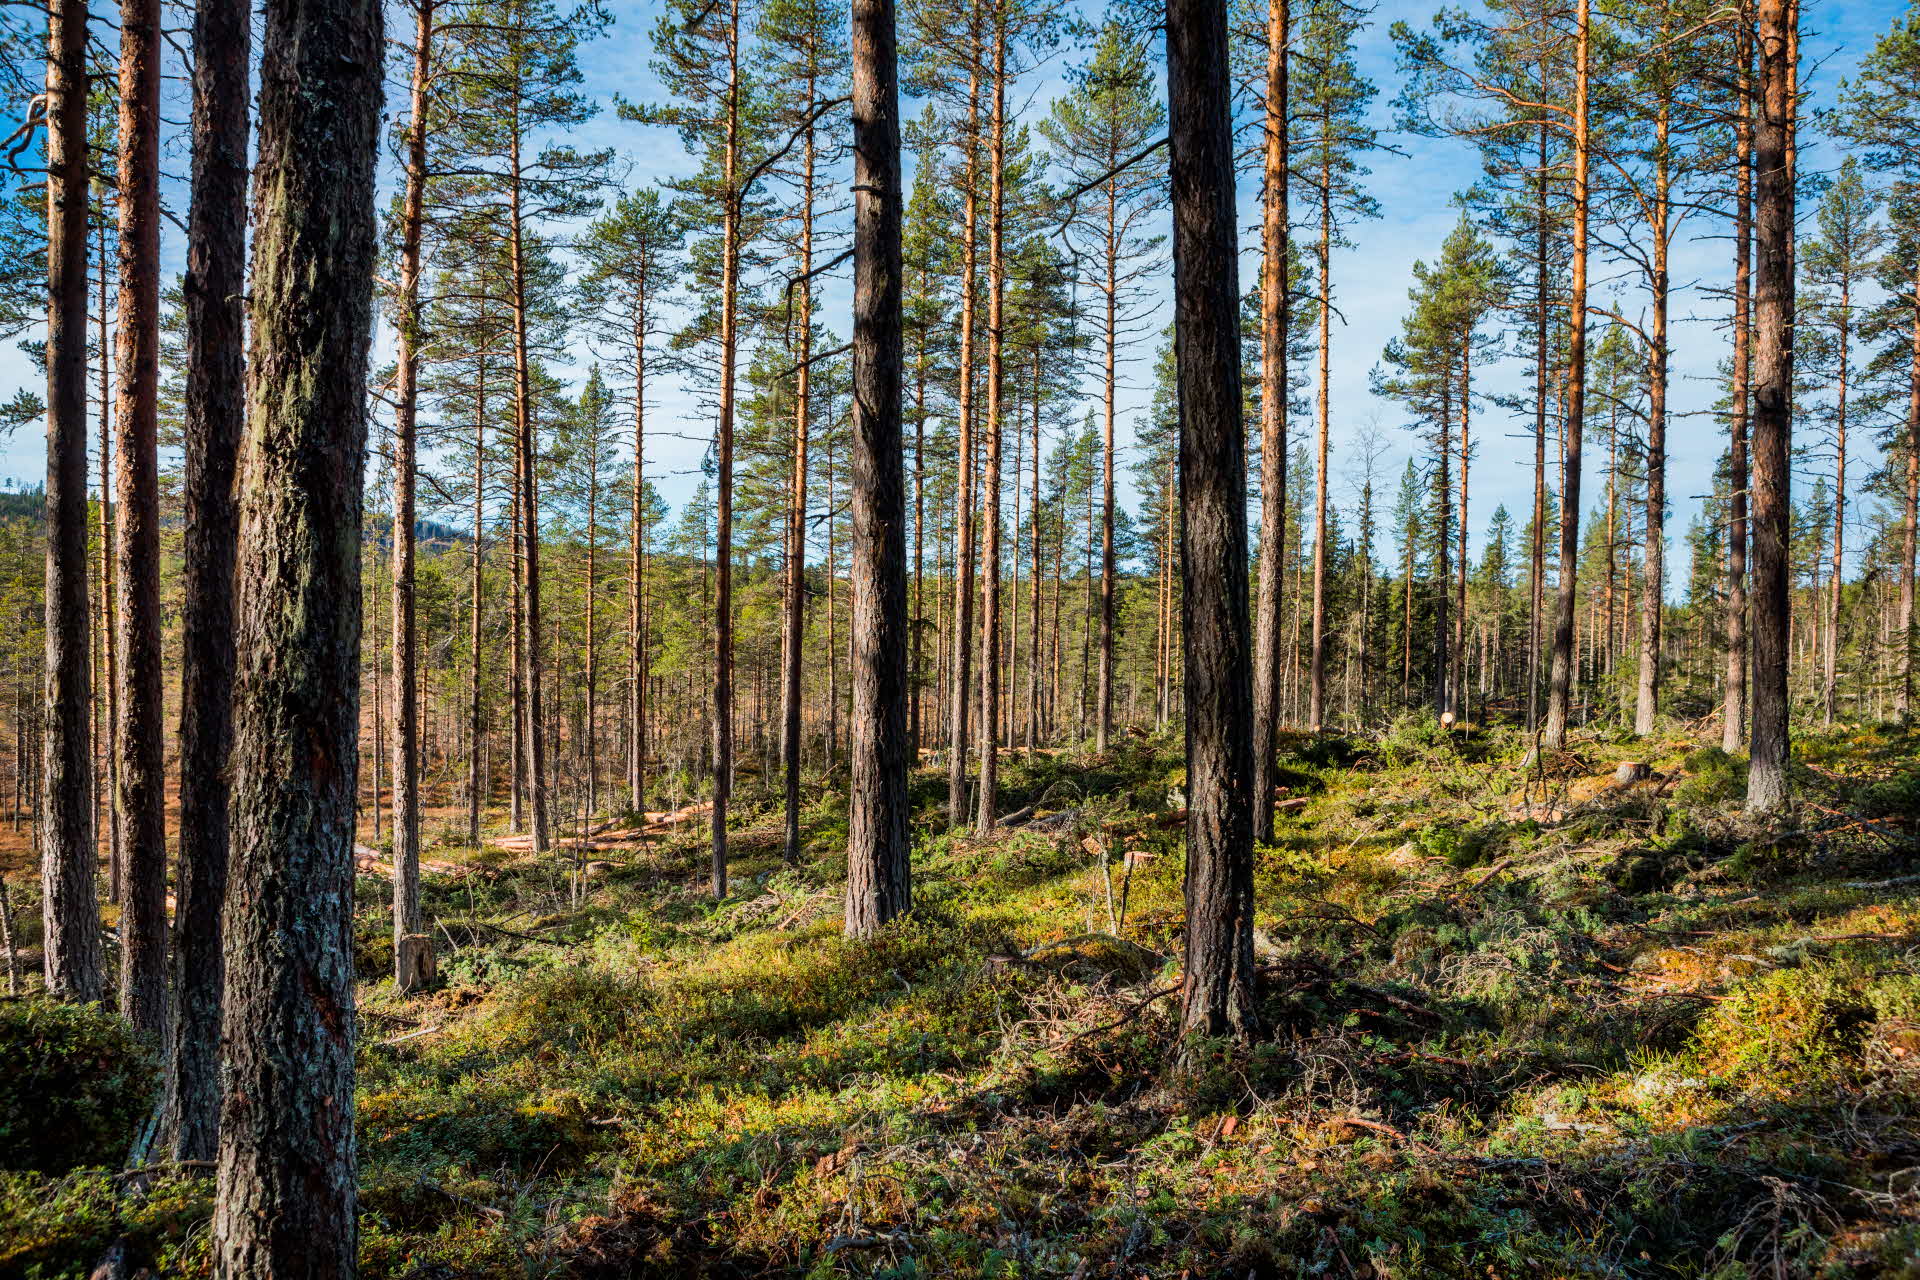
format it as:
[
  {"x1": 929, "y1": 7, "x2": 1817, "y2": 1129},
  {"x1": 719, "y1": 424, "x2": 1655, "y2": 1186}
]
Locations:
[
  {"x1": 212, "y1": 0, "x2": 381, "y2": 1263},
  {"x1": 1527, "y1": 97, "x2": 1549, "y2": 733},
  {"x1": 1310, "y1": 126, "x2": 1331, "y2": 732},
  {"x1": 1901, "y1": 262, "x2": 1918, "y2": 721},
  {"x1": 629, "y1": 297, "x2": 649, "y2": 815},
  {"x1": 1168, "y1": 0, "x2": 1258, "y2": 1044},
  {"x1": 1096, "y1": 162, "x2": 1118, "y2": 755},
  {"x1": 1543, "y1": 0, "x2": 1590, "y2": 752},
  {"x1": 1634, "y1": 93, "x2": 1671, "y2": 738},
  {"x1": 975, "y1": 23, "x2": 1006, "y2": 833},
  {"x1": 1250, "y1": 0, "x2": 1288, "y2": 842},
  {"x1": 845, "y1": 0, "x2": 911, "y2": 937},
  {"x1": 468, "y1": 380, "x2": 486, "y2": 846},
  {"x1": 782, "y1": 113, "x2": 815, "y2": 865},
  {"x1": 1746, "y1": 0, "x2": 1795, "y2": 812},
  {"x1": 1823, "y1": 267, "x2": 1852, "y2": 726},
  {"x1": 1724, "y1": 28, "x2": 1752, "y2": 752},
  {"x1": 41, "y1": 0, "x2": 101, "y2": 1004},
  {"x1": 946, "y1": 51, "x2": 981, "y2": 829},
  {"x1": 113, "y1": 0, "x2": 168, "y2": 1042},
  {"x1": 392, "y1": 0, "x2": 433, "y2": 995},
  {"x1": 711, "y1": 0, "x2": 743, "y2": 896},
  {"x1": 508, "y1": 139, "x2": 550, "y2": 856},
  {"x1": 165, "y1": 0, "x2": 250, "y2": 1160}
]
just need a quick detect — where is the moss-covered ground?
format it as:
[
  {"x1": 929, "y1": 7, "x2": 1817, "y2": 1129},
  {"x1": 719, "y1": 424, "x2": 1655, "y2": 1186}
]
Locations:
[{"x1": 6, "y1": 719, "x2": 1920, "y2": 1277}]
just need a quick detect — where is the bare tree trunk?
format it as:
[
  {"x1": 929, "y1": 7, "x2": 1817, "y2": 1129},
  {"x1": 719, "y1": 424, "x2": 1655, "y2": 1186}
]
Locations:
[
  {"x1": 845, "y1": 0, "x2": 911, "y2": 936},
  {"x1": 781, "y1": 113, "x2": 816, "y2": 864},
  {"x1": 468, "y1": 375, "x2": 486, "y2": 845},
  {"x1": 976, "y1": 21, "x2": 1007, "y2": 832},
  {"x1": 1527, "y1": 100, "x2": 1549, "y2": 733},
  {"x1": 508, "y1": 138, "x2": 550, "y2": 856},
  {"x1": 1251, "y1": 0, "x2": 1288, "y2": 841},
  {"x1": 1310, "y1": 133, "x2": 1331, "y2": 733},
  {"x1": 1027, "y1": 348, "x2": 1044, "y2": 754},
  {"x1": 947, "y1": 50, "x2": 981, "y2": 829},
  {"x1": 1901, "y1": 261, "x2": 1919, "y2": 721},
  {"x1": 1543, "y1": 0, "x2": 1591, "y2": 752},
  {"x1": 630, "y1": 307, "x2": 649, "y2": 814},
  {"x1": 96, "y1": 228, "x2": 119, "y2": 910},
  {"x1": 391, "y1": 0, "x2": 433, "y2": 996},
  {"x1": 1635, "y1": 95, "x2": 1671, "y2": 737},
  {"x1": 41, "y1": 0, "x2": 101, "y2": 1004},
  {"x1": 113, "y1": 0, "x2": 168, "y2": 1042},
  {"x1": 165, "y1": 0, "x2": 249, "y2": 1159},
  {"x1": 212, "y1": 0, "x2": 380, "y2": 1260},
  {"x1": 1824, "y1": 283, "x2": 1849, "y2": 725},
  {"x1": 711, "y1": 0, "x2": 743, "y2": 895},
  {"x1": 1724, "y1": 26, "x2": 1753, "y2": 750},
  {"x1": 1168, "y1": 0, "x2": 1257, "y2": 1045},
  {"x1": 1746, "y1": 0, "x2": 1795, "y2": 812}
]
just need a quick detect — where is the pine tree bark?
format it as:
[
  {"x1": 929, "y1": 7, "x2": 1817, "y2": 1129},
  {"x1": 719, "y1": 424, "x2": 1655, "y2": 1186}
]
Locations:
[
  {"x1": 947, "y1": 51, "x2": 981, "y2": 829},
  {"x1": 711, "y1": 0, "x2": 744, "y2": 895},
  {"x1": 112, "y1": 0, "x2": 168, "y2": 1042},
  {"x1": 1724, "y1": 26, "x2": 1753, "y2": 751},
  {"x1": 1635, "y1": 95, "x2": 1671, "y2": 738},
  {"x1": 1543, "y1": 0, "x2": 1591, "y2": 752},
  {"x1": 1824, "y1": 279, "x2": 1850, "y2": 725},
  {"x1": 975, "y1": 21, "x2": 1007, "y2": 832},
  {"x1": 41, "y1": 0, "x2": 100, "y2": 1004},
  {"x1": 508, "y1": 138, "x2": 551, "y2": 856},
  {"x1": 1168, "y1": 0, "x2": 1257, "y2": 1044},
  {"x1": 391, "y1": 0, "x2": 433, "y2": 995},
  {"x1": 165, "y1": 0, "x2": 249, "y2": 1159},
  {"x1": 1251, "y1": 0, "x2": 1288, "y2": 842},
  {"x1": 630, "y1": 296, "x2": 649, "y2": 814},
  {"x1": 212, "y1": 0, "x2": 380, "y2": 1260},
  {"x1": 1309, "y1": 121, "x2": 1332, "y2": 733},
  {"x1": 1746, "y1": 0, "x2": 1795, "y2": 812},
  {"x1": 1900, "y1": 260, "x2": 1918, "y2": 721},
  {"x1": 782, "y1": 111, "x2": 816, "y2": 864},
  {"x1": 468, "y1": 367, "x2": 486, "y2": 845},
  {"x1": 845, "y1": 0, "x2": 911, "y2": 936}
]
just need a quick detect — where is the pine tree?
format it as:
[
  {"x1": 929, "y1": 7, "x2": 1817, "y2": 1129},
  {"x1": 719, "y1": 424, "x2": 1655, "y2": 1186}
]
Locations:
[
  {"x1": 1169, "y1": 0, "x2": 1258, "y2": 1045},
  {"x1": 212, "y1": 0, "x2": 382, "y2": 1258},
  {"x1": 165, "y1": 0, "x2": 251, "y2": 1159}
]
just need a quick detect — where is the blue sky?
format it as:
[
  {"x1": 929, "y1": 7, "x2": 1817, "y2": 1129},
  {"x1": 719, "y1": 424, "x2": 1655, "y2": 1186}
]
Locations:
[{"x1": 1, "y1": 0, "x2": 1913, "y2": 588}]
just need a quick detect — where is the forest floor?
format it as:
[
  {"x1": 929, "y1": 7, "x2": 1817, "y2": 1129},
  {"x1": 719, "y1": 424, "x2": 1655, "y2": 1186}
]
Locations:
[{"x1": 6, "y1": 717, "x2": 1920, "y2": 1277}]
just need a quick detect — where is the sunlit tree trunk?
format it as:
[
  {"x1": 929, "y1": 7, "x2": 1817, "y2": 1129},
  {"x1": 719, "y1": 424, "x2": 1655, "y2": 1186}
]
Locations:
[
  {"x1": 212, "y1": 0, "x2": 380, "y2": 1259},
  {"x1": 1169, "y1": 0, "x2": 1257, "y2": 1044}
]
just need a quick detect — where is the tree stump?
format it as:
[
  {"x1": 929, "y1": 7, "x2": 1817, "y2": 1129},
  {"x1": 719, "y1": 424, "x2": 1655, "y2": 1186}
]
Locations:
[
  {"x1": 395, "y1": 933, "x2": 436, "y2": 995},
  {"x1": 1613, "y1": 761, "x2": 1652, "y2": 787}
]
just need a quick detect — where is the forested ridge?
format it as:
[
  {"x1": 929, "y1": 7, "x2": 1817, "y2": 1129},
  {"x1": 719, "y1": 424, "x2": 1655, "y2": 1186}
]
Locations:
[{"x1": 4, "y1": 0, "x2": 1920, "y2": 1274}]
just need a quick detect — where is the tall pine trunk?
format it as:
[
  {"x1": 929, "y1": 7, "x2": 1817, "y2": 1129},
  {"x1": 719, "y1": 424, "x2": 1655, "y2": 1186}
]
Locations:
[
  {"x1": 976, "y1": 22, "x2": 1007, "y2": 832},
  {"x1": 1543, "y1": 0, "x2": 1590, "y2": 752},
  {"x1": 1250, "y1": 0, "x2": 1288, "y2": 841},
  {"x1": 947, "y1": 51, "x2": 981, "y2": 829},
  {"x1": 164, "y1": 0, "x2": 249, "y2": 1158},
  {"x1": 1724, "y1": 26, "x2": 1753, "y2": 751},
  {"x1": 212, "y1": 0, "x2": 381, "y2": 1260},
  {"x1": 782, "y1": 110, "x2": 816, "y2": 864},
  {"x1": 845, "y1": 0, "x2": 911, "y2": 936},
  {"x1": 114, "y1": 0, "x2": 168, "y2": 1041},
  {"x1": 391, "y1": 0, "x2": 433, "y2": 995},
  {"x1": 1746, "y1": 0, "x2": 1795, "y2": 811},
  {"x1": 40, "y1": 0, "x2": 101, "y2": 1004},
  {"x1": 1168, "y1": 0, "x2": 1257, "y2": 1044}
]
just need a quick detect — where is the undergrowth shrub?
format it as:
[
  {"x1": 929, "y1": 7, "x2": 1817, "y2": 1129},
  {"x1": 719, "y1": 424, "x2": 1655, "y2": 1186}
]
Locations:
[{"x1": 0, "y1": 1000, "x2": 155, "y2": 1173}]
